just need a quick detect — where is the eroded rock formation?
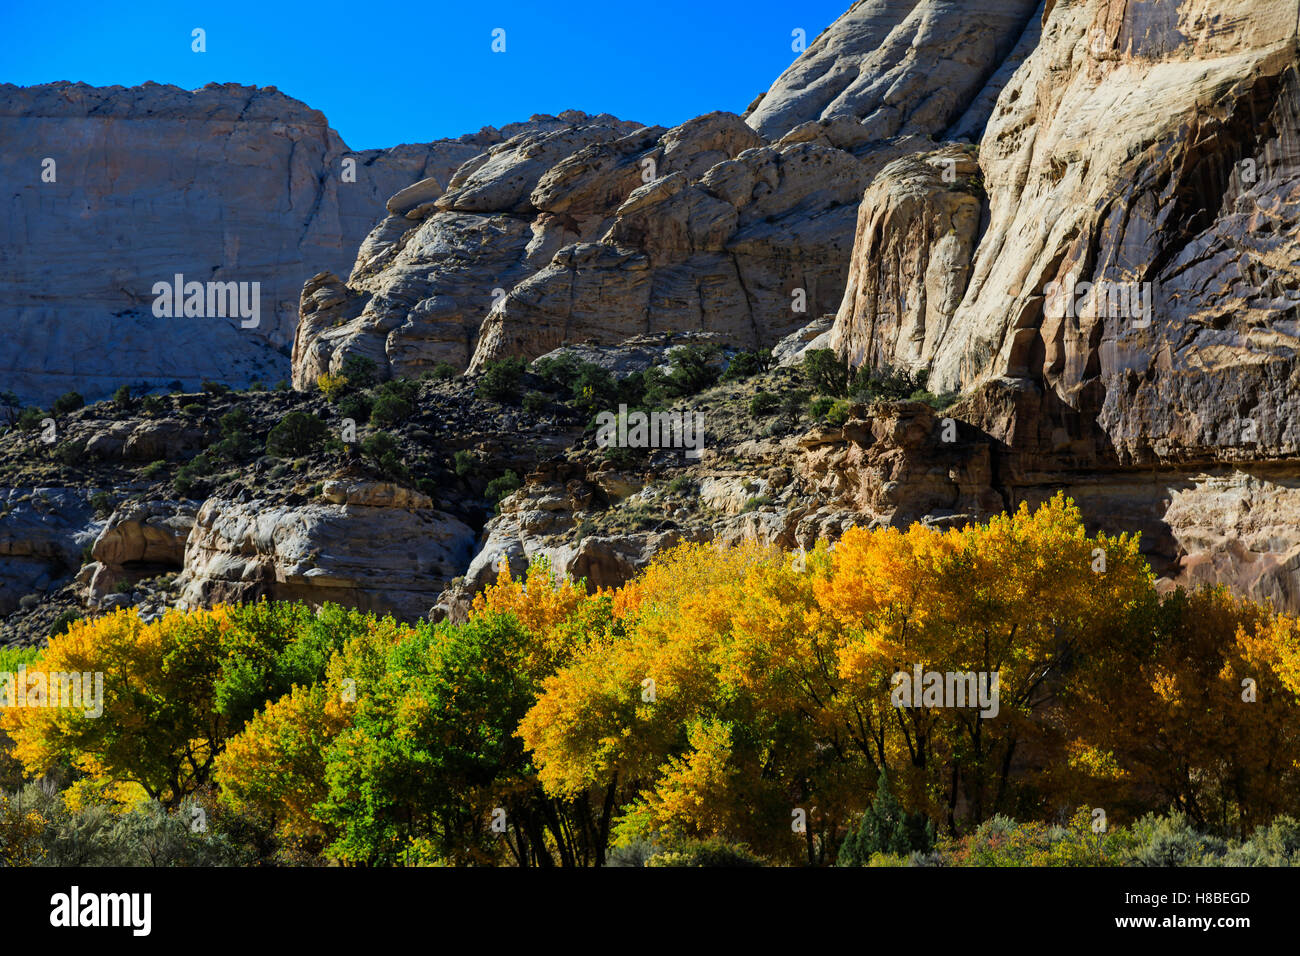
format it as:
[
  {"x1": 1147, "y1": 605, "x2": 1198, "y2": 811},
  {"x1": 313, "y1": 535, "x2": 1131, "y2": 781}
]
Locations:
[
  {"x1": 290, "y1": 0, "x2": 1045, "y2": 387},
  {"x1": 176, "y1": 481, "x2": 476, "y2": 622}
]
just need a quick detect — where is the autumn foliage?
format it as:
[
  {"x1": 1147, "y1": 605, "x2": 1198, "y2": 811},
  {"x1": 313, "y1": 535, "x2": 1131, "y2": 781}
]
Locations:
[{"x1": 6, "y1": 495, "x2": 1300, "y2": 865}]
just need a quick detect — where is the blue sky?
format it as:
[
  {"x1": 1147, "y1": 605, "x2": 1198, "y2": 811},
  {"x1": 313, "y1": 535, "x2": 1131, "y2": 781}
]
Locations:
[{"x1": 2, "y1": 0, "x2": 849, "y2": 149}]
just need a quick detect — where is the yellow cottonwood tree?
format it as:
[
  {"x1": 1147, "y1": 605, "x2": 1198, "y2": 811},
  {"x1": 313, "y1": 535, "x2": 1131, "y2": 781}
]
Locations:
[{"x1": 522, "y1": 495, "x2": 1162, "y2": 860}]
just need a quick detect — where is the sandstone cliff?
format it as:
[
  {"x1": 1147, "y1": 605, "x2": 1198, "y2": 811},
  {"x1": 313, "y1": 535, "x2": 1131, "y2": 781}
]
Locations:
[
  {"x1": 828, "y1": 0, "x2": 1300, "y2": 606},
  {"x1": 0, "y1": 81, "x2": 558, "y2": 404}
]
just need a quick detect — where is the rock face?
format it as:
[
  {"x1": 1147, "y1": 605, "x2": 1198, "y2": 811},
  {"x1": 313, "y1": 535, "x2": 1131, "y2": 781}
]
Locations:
[
  {"x1": 176, "y1": 482, "x2": 476, "y2": 621},
  {"x1": 85, "y1": 499, "x2": 196, "y2": 603},
  {"x1": 291, "y1": 1, "x2": 1046, "y2": 387},
  {"x1": 14, "y1": 0, "x2": 1300, "y2": 637},
  {"x1": 745, "y1": 0, "x2": 1042, "y2": 142},
  {"x1": 828, "y1": 145, "x2": 983, "y2": 372},
  {"x1": 824, "y1": 0, "x2": 1300, "y2": 608},
  {"x1": 0, "y1": 81, "x2": 504, "y2": 405},
  {"x1": 0, "y1": 489, "x2": 100, "y2": 616},
  {"x1": 833, "y1": 0, "x2": 1300, "y2": 463},
  {"x1": 291, "y1": 110, "x2": 648, "y2": 386}
]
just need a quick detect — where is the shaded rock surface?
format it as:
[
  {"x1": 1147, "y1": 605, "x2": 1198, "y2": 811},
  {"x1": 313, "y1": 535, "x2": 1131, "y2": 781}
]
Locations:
[
  {"x1": 745, "y1": 0, "x2": 1042, "y2": 143},
  {"x1": 0, "y1": 81, "x2": 570, "y2": 404},
  {"x1": 0, "y1": 488, "x2": 100, "y2": 616}
]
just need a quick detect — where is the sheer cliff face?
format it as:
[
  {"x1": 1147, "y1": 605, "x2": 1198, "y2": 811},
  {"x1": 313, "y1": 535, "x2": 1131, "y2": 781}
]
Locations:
[
  {"x1": 822, "y1": 0, "x2": 1300, "y2": 609},
  {"x1": 289, "y1": 0, "x2": 1043, "y2": 387},
  {"x1": 1, "y1": 81, "x2": 484, "y2": 404},
  {"x1": 833, "y1": 0, "x2": 1300, "y2": 466}
]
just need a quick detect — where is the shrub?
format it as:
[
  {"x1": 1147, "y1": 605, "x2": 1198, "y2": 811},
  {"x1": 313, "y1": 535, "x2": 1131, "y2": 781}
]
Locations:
[
  {"x1": 90, "y1": 492, "x2": 112, "y2": 517},
  {"x1": 360, "y1": 431, "x2": 409, "y2": 483},
  {"x1": 54, "y1": 439, "x2": 86, "y2": 467},
  {"x1": 174, "y1": 452, "x2": 214, "y2": 496},
  {"x1": 662, "y1": 345, "x2": 721, "y2": 396},
  {"x1": 639, "y1": 346, "x2": 721, "y2": 408},
  {"x1": 809, "y1": 395, "x2": 835, "y2": 419},
  {"x1": 340, "y1": 356, "x2": 379, "y2": 390},
  {"x1": 644, "y1": 839, "x2": 763, "y2": 867},
  {"x1": 602, "y1": 446, "x2": 635, "y2": 469},
  {"x1": 423, "y1": 362, "x2": 456, "y2": 382},
  {"x1": 369, "y1": 391, "x2": 413, "y2": 428},
  {"x1": 801, "y1": 349, "x2": 851, "y2": 398},
  {"x1": 52, "y1": 392, "x2": 84, "y2": 416},
  {"x1": 838, "y1": 770, "x2": 934, "y2": 866},
  {"x1": 1224, "y1": 817, "x2": 1300, "y2": 866},
  {"x1": 266, "y1": 412, "x2": 329, "y2": 458},
  {"x1": 201, "y1": 381, "x2": 229, "y2": 396},
  {"x1": 721, "y1": 349, "x2": 771, "y2": 382},
  {"x1": 142, "y1": 394, "x2": 166, "y2": 416},
  {"x1": 336, "y1": 392, "x2": 373, "y2": 425},
  {"x1": 532, "y1": 353, "x2": 582, "y2": 392},
  {"x1": 910, "y1": 388, "x2": 959, "y2": 411},
  {"x1": 46, "y1": 611, "x2": 82, "y2": 639},
  {"x1": 1127, "y1": 813, "x2": 1226, "y2": 867},
  {"x1": 485, "y1": 470, "x2": 522, "y2": 505},
  {"x1": 522, "y1": 391, "x2": 549, "y2": 414},
  {"x1": 112, "y1": 385, "x2": 132, "y2": 407},
  {"x1": 453, "y1": 450, "x2": 477, "y2": 478},
  {"x1": 211, "y1": 430, "x2": 256, "y2": 463},
  {"x1": 605, "y1": 839, "x2": 658, "y2": 867},
  {"x1": 476, "y1": 357, "x2": 527, "y2": 404},
  {"x1": 316, "y1": 372, "x2": 349, "y2": 402},
  {"x1": 572, "y1": 366, "x2": 619, "y2": 416},
  {"x1": 667, "y1": 474, "x2": 694, "y2": 495},
  {"x1": 749, "y1": 392, "x2": 780, "y2": 417},
  {"x1": 17, "y1": 407, "x2": 45, "y2": 432},
  {"x1": 219, "y1": 407, "x2": 250, "y2": 436},
  {"x1": 360, "y1": 431, "x2": 399, "y2": 460},
  {"x1": 533, "y1": 354, "x2": 620, "y2": 415},
  {"x1": 781, "y1": 389, "x2": 811, "y2": 421},
  {"x1": 376, "y1": 377, "x2": 420, "y2": 405},
  {"x1": 141, "y1": 460, "x2": 167, "y2": 480},
  {"x1": 850, "y1": 365, "x2": 942, "y2": 404},
  {"x1": 825, "y1": 399, "x2": 852, "y2": 426},
  {"x1": 368, "y1": 380, "x2": 419, "y2": 428}
]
